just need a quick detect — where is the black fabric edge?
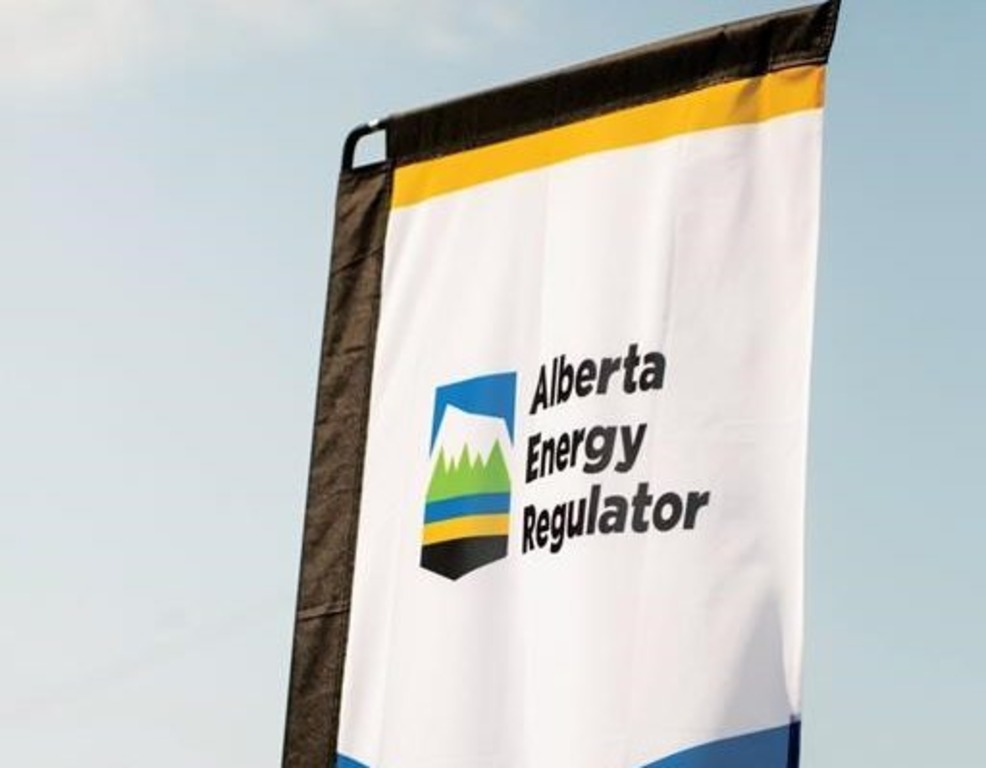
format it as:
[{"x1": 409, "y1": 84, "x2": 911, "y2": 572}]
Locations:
[
  {"x1": 281, "y1": 163, "x2": 392, "y2": 767},
  {"x1": 787, "y1": 719, "x2": 802, "y2": 767},
  {"x1": 387, "y1": 0, "x2": 840, "y2": 165}
]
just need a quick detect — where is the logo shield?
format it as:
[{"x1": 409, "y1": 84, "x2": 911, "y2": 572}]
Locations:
[{"x1": 422, "y1": 373, "x2": 517, "y2": 580}]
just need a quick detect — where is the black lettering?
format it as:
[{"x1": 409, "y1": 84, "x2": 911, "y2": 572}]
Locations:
[
  {"x1": 539, "y1": 435, "x2": 555, "y2": 478},
  {"x1": 598, "y1": 356, "x2": 621, "y2": 394},
  {"x1": 530, "y1": 367, "x2": 549, "y2": 414},
  {"x1": 640, "y1": 352, "x2": 666, "y2": 391},
  {"x1": 615, "y1": 424, "x2": 647, "y2": 473},
  {"x1": 598, "y1": 494, "x2": 628, "y2": 534},
  {"x1": 550, "y1": 503, "x2": 568, "y2": 553},
  {"x1": 576, "y1": 359, "x2": 596, "y2": 396},
  {"x1": 568, "y1": 497, "x2": 587, "y2": 538},
  {"x1": 684, "y1": 491, "x2": 710, "y2": 529},
  {"x1": 526, "y1": 433, "x2": 541, "y2": 483},
  {"x1": 569, "y1": 428, "x2": 586, "y2": 470},
  {"x1": 523, "y1": 505, "x2": 537, "y2": 552},
  {"x1": 536, "y1": 508, "x2": 550, "y2": 548},
  {"x1": 653, "y1": 492, "x2": 683, "y2": 531},
  {"x1": 630, "y1": 482, "x2": 653, "y2": 533},
  {"x1": 623, "y1": 343, "x2": 641, "y2": 394},
  {"x1": 551, "y1": 357, "x2": 559, "y2": 408},
  {"x1": 583, "y1": 426, "x2": 616, "y2": 474},
  {"x1": 557, "y1": 355, "x2": 574, "y2": 405},
  {"x1": 587, "y1": 484, "x2": 600, "y2": 534},
  {"x1": 555, "y1": 432, "x2": 571, "y2": 472}
]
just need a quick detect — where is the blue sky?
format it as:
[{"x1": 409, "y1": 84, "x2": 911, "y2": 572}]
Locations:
[{"x1": 2, "y1": 1, "x2": 983, "y2": 765}]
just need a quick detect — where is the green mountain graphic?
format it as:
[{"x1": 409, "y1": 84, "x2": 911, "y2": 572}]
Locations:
[{"x1": 427, "y1": 440, "x2": 511, "y2": 502}]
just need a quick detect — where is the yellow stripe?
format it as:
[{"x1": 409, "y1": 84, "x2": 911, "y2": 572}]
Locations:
[
  {"x1": 393, "y1": 65, "x2": 825, "y2": 208},
  {"x1": 422, "y1": 514, "x2": 510, "y2": 546}
]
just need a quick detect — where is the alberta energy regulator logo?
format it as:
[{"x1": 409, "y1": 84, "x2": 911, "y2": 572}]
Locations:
[
  {"x1": 421, "y1": 373, "x2": 517, "y2": 580},
  {"x1": 423, "y1": 344, "x2": 713, "y2": 581}
]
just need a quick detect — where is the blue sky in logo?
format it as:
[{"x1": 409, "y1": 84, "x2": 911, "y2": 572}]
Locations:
[
  {"x1": 2, "y1": 1, "x2": 984, "y2": 766},
  {"x1": 431, "y1": 373, "x2": 517, "y2": 450}
]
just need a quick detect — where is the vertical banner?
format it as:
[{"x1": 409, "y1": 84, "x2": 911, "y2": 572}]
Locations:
[{"x1": 283, "y1": 2, "x2": 840, "y2": 767}]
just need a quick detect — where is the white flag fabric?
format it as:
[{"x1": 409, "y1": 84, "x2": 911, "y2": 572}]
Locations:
[{"x1": 283, "y1": 4, "x2": 840, "y2": 767}]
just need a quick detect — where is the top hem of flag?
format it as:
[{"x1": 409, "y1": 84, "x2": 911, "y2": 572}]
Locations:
[
  {"x1": 390, "y1": 65, "x2": 825, "y2": 208},
  {"x1": 384, "y1": 1, "x2": 839, "y2": 167}
]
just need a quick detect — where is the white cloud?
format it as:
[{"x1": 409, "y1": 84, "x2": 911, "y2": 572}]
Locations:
[{"x1": 0, "y1": 0, "x2": 531, "y2": 92}]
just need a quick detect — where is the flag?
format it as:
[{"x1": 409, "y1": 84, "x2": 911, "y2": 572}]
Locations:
[{"x1": 283, "y1": 2, "x2": 840, "y2": 766}]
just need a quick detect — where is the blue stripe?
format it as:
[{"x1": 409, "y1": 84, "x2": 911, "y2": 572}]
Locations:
[
  {"x1": 337, "y1": 722, "x2": 798, "y2": 768},
  {"x1": 424, "y1": 493, "x2": 511, "y2": 523},
  {"x1": 642, "y1": 722, "x2": 800, "y2": 768},
  {"x1": 336, "y1": 755, "x2": 370, "y2": 768}
]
